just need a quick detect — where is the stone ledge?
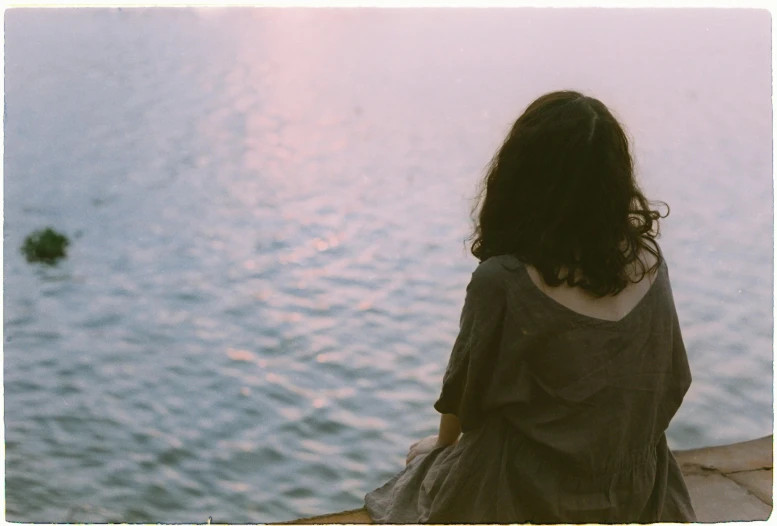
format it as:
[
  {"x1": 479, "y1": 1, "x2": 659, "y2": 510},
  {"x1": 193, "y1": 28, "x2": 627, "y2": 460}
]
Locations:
[
  {"x1": 282, "y1": 508, "x2": 371, "y2": 524},
  {"x1": 281, "y1": 435, "x2": 774, "y2": 524},
  {"x1": 682, "y1": 472, "x2": 772, "y2": 523},
  {"x1": 674, "y1": 435, "x2": 773, "y2": 474},
  {"x1": 728, "y1": 469, "x2": 774, "y2": 506},
  {"x1": 674, "y1": 434, "x2": 773, "y2": 522}
]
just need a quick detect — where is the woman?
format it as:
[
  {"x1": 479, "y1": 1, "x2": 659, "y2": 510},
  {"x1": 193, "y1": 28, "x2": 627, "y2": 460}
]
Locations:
[{"x1": 364, "y1": 91, "x2": 696, "y2": 523}]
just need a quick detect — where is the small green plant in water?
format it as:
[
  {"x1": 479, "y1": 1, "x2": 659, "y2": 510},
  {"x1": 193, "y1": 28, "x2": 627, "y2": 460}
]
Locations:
[{"x1": 21, "y1": 227, "x2": 70, "y2": 264}]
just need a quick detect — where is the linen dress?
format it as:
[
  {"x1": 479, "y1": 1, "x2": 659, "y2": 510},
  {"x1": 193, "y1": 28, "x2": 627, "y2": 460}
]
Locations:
[{"x1": 365, "y1": 253, "x2": 696, "y2": 524}]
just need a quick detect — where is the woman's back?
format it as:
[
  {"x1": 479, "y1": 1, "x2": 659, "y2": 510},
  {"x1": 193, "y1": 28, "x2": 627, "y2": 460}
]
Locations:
[
  {"x1": 525, "y1": 249, "x2": 660, "y2": 323},
  {"x1": 478, "y1": 252, "x2": 690, "y2": 472},
  {"x1": 367, "y1": 251, "x2": 695, "y2": 523}
]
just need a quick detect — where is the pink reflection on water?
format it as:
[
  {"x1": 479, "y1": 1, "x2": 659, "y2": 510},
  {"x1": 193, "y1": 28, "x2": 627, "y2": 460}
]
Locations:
[
  {"x1": 226, "y1": 348, "x2": 256, "y2": 362},
  {"x1": 316, "y1": 351, "x2": 346, "y2": 364}
]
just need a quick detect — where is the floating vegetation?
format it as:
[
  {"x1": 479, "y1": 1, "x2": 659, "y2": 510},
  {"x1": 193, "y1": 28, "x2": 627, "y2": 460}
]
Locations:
[{"x1": 21, "y1": 227, "x2": 70, "y2": 264}]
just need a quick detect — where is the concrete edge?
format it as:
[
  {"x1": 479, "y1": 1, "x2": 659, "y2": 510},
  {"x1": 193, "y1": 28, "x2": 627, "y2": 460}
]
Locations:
[{"x1": 279, "y1": 435, "x2": 774, "y2": 524}]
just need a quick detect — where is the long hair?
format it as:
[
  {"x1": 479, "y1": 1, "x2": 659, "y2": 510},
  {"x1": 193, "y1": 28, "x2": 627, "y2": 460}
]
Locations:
[{"x1": 469, "y1": 90, "x2": 667, "y2": 297}]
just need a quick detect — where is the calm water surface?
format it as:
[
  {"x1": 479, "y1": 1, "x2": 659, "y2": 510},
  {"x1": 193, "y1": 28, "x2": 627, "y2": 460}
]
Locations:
[{"x1": 3, "y1": 8, "x2": 773, "y2": 523}]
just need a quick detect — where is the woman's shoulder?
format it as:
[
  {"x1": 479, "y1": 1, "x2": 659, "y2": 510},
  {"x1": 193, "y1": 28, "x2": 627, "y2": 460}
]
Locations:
[{"x1": 470, "y1": 255, "x2": 526, "y2": 290}]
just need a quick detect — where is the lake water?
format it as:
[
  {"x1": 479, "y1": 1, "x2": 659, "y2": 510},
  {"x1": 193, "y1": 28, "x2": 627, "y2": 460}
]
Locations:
[{"x1": 3, "y1": 8, "x2": 773, "y2": 523}]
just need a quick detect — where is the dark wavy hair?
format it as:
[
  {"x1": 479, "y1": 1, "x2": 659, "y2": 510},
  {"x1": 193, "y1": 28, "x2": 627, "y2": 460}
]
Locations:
[{"x1": 469, "y1": 90, "x2": 668, "y2": 297}]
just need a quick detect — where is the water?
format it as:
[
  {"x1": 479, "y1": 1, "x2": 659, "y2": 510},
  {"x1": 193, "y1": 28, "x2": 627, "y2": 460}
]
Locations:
[{"x1": 3, "y1": 8, "x2": 772, "y2": 523}]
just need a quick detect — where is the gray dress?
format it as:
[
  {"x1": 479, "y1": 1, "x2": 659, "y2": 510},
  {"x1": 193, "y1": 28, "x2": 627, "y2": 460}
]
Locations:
[{"x1": 365, "y1": 253, "x2": 696, "y2": 524}]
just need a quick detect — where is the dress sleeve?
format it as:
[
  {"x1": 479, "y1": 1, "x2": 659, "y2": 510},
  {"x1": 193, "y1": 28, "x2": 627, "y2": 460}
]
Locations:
[{"x1": 433, "y1": 263, "x2": 507, "y2": 432}]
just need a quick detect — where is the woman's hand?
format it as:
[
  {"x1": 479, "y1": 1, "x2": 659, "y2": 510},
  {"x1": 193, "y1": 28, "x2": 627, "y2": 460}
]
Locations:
[{"x1": 406, "y1": 435, "x2": 444, "y2": 465}]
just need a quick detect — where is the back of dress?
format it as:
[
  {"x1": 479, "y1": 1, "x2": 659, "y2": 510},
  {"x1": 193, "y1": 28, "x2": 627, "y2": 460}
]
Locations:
[
  {"x1": 431, "y1": 253, "x2": 695, "y2": 522},
  {"x1": 492, "y1": 254, "x2": 690, "y2": 467}
]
